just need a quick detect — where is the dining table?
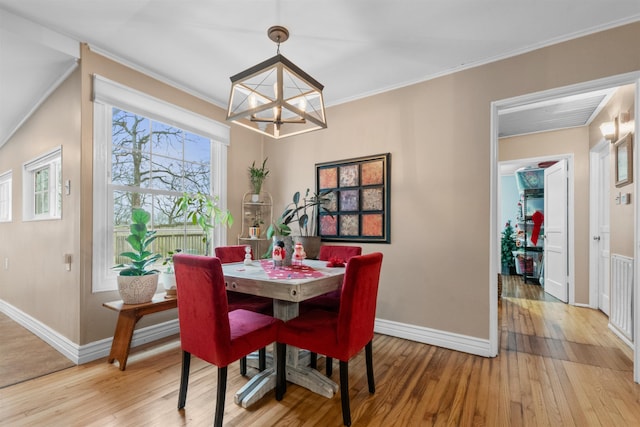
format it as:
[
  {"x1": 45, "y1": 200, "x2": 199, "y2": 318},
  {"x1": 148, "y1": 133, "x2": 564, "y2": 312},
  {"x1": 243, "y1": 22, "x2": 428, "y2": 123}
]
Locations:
[{"x1": 221, "y1": 258, "x2": 345, "y2": 408}]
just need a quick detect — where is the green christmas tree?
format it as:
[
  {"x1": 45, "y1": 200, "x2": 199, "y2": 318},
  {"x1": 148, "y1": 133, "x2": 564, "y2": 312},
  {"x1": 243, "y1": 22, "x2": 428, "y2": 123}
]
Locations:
[{"x1": 501, "y1": 220, "x2": 517, "y2": 271}]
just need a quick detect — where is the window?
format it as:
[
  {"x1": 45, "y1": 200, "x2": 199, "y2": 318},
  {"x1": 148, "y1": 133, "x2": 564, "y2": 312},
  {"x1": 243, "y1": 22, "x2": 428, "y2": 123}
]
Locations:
[
  {"x1": 23, "y1": 148, "x2": 62, "y2": 221},
  {"x1": 92, "y1": 75, "x2": 230, "y2": 292},
  {"x1": 0, "y1": 170, "x2": 12, "y2": 222}
]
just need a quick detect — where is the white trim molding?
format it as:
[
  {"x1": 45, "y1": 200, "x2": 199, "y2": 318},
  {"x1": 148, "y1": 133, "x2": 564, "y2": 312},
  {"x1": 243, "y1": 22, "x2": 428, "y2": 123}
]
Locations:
[
  {"x1": 375, "y1": 318, "x2": 492, "y2": 357},
  {"x1": 0, "y1": 299, "x2": 179, "y2": 365}
]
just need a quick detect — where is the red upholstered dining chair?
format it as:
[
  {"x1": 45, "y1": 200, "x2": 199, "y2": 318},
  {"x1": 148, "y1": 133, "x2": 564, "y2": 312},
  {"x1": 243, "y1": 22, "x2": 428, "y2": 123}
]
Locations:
[
  {"x1": 276, "y1": 252, "x2": 383, "y2": 426},
  {"x1": 301, "y1": 245, "x2": 362, "y2": 313},
  {"x1": 215, "y1": 245, "x2": 273, "y2": 373},
  {"x1": 301, "y1": 245, "x2": 362, "y2": 375},
  {"x1": 173, "y1": 254, "x2": 284, "y2": 427}
]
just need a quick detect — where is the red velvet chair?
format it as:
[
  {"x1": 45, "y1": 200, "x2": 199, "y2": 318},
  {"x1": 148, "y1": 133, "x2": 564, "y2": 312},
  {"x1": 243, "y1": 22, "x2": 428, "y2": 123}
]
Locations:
[
  {"x1": 302, "y1": 245, "x2": 363, "y2": 312},
  {"x1": 276, "y1": 252, "x2": 383, "y2": 426},
  {"x1": 302, "y1": 245, "x2": 362, "y2": 375},
  {"x1": 173, "y1": 254, "x2": 284, "y2": 427},
  {"x1": 215, "y1": 245, "x2": 273, "y2": 373}
]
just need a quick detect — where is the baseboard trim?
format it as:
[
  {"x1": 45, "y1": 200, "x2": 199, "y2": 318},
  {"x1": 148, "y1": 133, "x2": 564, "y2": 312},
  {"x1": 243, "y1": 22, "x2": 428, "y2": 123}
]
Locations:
[
  {"x1": 2, "y1": 298, "x2": 491, "y2": 364},
  {"x1": 0, "y1": 299, "x2": 179, "y2": 365},
  {"x1": 608, "y1": 322, "x2": 634, "y2": 349},
  {"x1": 374, "y1": 318, "x2": 492, "y2": 357}
]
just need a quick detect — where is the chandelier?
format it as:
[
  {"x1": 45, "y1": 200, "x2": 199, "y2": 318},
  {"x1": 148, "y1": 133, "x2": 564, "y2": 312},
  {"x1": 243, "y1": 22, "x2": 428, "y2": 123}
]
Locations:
[{"x1": 226, "y1": 26, "x2": 327, "y2": 139}]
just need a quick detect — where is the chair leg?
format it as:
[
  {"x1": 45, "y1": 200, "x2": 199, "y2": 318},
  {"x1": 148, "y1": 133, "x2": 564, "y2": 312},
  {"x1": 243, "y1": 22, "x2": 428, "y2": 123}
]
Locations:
[
  {"x1": 339, "y1": 361, "x2": 351, "y2": 426},
  {"x1": 178, "y1": 351, "x2": 191, "y2": 410},
  {"x1": 275, "y1": 342, "x2": 287, "y2": 401},
  {"x1": 214, "y1": 366, "x2": 227, "y2": 427},
  {"x1": 310, "y1": 352, "x2": 318, "y2": 369},
  {"x1": 240, "y1": 356, "x2": 247, "y2": 376},
  {"x1": 326, "y1": 357, "x2": 333, "y2": 377},
  {"x1": 365, "y1": 340, "x2": 375, "y2": 393},
  {"x1": 259, "y1": 347, "x2": 266, "y2": 371}
]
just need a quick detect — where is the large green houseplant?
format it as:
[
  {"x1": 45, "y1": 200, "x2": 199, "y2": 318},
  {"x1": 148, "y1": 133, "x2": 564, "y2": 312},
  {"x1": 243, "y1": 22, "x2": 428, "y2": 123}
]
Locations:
[
  {"x1": 114, "y1": 208, "x2": 162, "y2": 304},
  {"x1": 177, "y1": 191, "x2": 234, "y2": 256},
  {"x1": 265, "y1": 188, "x2": 334, "y2": 260}
]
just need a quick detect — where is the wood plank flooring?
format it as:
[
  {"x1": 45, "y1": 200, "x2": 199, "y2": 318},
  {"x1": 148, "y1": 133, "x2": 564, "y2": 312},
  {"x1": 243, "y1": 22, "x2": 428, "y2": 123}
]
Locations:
[
  {"x1": 0, "y1": 312, "x2": 74, "y2": 388},
  {"x1": 1, "y1": 275, "x2": 639, "y2": 426}
]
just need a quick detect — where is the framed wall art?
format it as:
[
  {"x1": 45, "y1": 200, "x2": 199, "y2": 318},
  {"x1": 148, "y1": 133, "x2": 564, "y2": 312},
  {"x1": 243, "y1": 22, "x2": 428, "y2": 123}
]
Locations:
[
  {"x1": 615, "y1": 133, "x2": 633, "y2": 188},
  {"x1": 316, "y1": 153, "x2": 390, "y2": 243}
]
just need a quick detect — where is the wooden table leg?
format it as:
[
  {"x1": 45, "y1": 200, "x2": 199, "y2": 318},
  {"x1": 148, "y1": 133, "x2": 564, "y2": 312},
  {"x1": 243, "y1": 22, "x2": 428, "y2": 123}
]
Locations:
[{"x1": 107, "y1": 311, "x2": 142, "y2": 371}]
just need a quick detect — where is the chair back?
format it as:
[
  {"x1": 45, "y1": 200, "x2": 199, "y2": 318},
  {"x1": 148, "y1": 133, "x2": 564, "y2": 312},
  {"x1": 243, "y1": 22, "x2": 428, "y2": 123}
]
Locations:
[
  {"x1": 337, "y1": 252, "x2": 383, "y2": 357},
  {"x1": 173, "y1": 254, "x2": 232, "y2": 366},
  {"x1": 318, "y1": 245, "x2": 362, "y2": 261},
  {"x1": 215, "y1": 245, "x2": 252, "y2": 264}
]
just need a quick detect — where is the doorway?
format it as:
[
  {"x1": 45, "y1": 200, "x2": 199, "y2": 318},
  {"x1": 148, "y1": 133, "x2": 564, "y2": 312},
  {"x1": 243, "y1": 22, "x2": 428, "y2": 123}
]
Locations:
[
  {"x1": 489, "y1": 72, "x2": 640, "y2": 382},
  {"x1": 499, "y1": 154, "x2": 573, "y2": 302}
]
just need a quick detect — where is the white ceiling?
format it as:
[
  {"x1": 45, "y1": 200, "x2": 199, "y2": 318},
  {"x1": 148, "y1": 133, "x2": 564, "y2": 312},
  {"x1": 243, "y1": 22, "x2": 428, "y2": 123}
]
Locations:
[{"x1": 1, "y1": 1, "x2": 640, "y2": 146}]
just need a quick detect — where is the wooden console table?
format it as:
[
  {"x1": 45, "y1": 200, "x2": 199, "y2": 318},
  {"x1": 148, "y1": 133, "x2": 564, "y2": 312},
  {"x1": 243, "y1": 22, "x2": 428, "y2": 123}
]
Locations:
[{"x1": 103, "y1": 293, "x2": 177, "y2": 371}]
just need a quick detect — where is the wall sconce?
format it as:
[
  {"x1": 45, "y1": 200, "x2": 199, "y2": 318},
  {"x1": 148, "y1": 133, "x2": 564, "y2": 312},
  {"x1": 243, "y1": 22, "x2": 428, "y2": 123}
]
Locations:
[
  {"x1": 226, "y1": 26, "x2": 327, "y2": 139},
  {"x1": 600, "y1": 111, "x2": 630, "y2": 142}
]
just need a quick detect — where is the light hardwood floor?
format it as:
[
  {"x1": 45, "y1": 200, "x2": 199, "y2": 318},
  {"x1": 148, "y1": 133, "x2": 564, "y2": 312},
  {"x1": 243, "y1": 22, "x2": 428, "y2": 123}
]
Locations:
[{"x1": 2, "y1": 276, "x2": 639, "y2": 426}]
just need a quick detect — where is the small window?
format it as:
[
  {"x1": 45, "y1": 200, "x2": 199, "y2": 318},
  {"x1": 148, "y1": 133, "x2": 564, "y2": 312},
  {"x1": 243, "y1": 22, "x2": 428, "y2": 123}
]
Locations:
[
  {"x1": 0, "y1": 171, "x2": 12, "y2": 222},
  {"x1": 23, "y1": 147, "x2": 62, "y2": 221}
]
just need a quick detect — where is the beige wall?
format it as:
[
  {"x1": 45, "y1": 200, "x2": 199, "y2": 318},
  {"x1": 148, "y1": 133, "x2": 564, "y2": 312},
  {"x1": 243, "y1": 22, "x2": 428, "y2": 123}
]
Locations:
[
  {"x1": 262, "y1": 22, "x2": 640, "y2": 338},
  {"x1": 589, "y1": 84, "x2": 636, "y2": 258},
  {"x1": 500, "y1": 127, "x2": 590, "y2": 302},
  {"x1": 0, "y1": 44, "x2": 263, "y2": 346},
  {"x1": 1, "y1": 22, "x2": 639, "y2": 350},
  {"x1": 0, "y1": 68, "x2": 82, "y2": 342}
]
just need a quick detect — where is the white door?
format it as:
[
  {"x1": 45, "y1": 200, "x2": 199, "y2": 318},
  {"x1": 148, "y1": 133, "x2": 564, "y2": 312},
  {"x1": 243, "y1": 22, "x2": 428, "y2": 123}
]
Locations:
[
  {"x1": 596, "y1": 148, "x2": 611, "y2": 315},
  {"x1": 544, "y1": 159, "x2": 568, "y2": 302}
]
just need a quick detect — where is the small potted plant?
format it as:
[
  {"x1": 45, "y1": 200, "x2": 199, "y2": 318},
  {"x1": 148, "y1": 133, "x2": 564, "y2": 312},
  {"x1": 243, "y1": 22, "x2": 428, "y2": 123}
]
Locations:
[
  {"x1": 248, "y1": 158, "x2": 269, "y2": 202},
  {"x1": 114, "y1": 208, "x2": 162, "y2": 304},
  {"x1": 160, "y1": 249, "x2": 182, "y2": 297}
]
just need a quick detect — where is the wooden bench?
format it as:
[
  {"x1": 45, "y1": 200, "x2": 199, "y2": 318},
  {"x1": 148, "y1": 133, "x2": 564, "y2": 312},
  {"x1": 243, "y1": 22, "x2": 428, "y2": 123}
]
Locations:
[{"x1": 103, "y1": 293, "x2": 177, "y2": 371}]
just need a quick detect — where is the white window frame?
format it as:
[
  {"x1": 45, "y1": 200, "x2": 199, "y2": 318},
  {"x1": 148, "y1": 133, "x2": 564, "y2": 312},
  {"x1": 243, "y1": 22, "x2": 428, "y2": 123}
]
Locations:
[
  {"x1": 22, "y1": 147, "x2": 62, "y2": 221},
  {"x1": 0, "y1": 170, "x2": 12, "y2": 222},
  {"x1": 92, "y1": 75, "x2": 230, "y2": 293}
]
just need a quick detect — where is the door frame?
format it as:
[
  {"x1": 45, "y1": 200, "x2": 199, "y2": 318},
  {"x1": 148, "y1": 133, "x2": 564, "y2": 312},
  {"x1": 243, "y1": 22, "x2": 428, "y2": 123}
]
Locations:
[
  {"x1": 589, "y1": 139, "x2": 611, "y2": 312},
  {"x1": 489, "y1": 71, "x2": 640, "y2": 383}
]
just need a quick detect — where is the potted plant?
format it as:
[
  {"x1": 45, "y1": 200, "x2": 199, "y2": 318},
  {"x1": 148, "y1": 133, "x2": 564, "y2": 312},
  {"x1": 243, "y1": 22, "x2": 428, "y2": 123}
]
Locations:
[
  {"x1": 114, "y1": 208, "x2": 162, "y2": 304},
  {"x1": 265, "y1": 188, "x2": 334, "y2": 260},
  {"x1": 248, "y1": 158, "x2": 269, "y2": 202},
  {"x1": 177, "y1": 191, "x2": 234, "y2": 256},
  {"x1": 160, "y1": 248, "x2": 182, "y2": 296}
]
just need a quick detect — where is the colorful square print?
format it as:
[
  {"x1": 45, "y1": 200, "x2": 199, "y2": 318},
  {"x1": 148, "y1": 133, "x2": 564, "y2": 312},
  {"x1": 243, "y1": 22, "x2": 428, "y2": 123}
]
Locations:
[
  {"x1": 319, "y1": 167, "x2": 338, "y2": 189},
  {"x1": 361, "y1": 160, "x2": 384, "y2": 185},
  {"x1": 339, "y1": 189, "x2": 359, "y2": 211},
  {"x1": 362, "y1": 213, "x2": 383, "y2": 237},
  {"x1": 339, "y1": 215, "x2": 359, "y2": 236},
  {"x1": 322, "y1": 191, "x2": 338, "y2": 212},
  {"x1": 339, "y1": 164, "x2": 359, "y2": 187},
  {"x1": 320, "y1": 215, "x2": 337, "y2": 236},
  {"x1": 362, "y1": 187, "x2": 383, "y2": 211}
]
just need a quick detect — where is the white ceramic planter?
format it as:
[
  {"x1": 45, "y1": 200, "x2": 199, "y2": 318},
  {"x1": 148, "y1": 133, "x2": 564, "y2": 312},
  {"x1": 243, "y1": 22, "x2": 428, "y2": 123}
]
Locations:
[
  {"x1": 117, "y1": 274, "x2": 159, "y2": 304},
  {"x1": 160, "y1": 271, "x2": 177, "y2": 297}
]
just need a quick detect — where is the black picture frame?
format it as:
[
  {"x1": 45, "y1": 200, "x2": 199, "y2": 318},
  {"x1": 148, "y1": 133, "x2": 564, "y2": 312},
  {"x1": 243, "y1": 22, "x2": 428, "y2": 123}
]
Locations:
[{"x1": 316, "y1": 153, "x2": 390, "y2": 243}]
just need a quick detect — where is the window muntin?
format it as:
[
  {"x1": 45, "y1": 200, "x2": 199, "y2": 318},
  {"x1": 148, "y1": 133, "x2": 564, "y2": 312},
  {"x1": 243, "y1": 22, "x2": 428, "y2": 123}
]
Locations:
[
  {"x1": 0, "y1": 171, "x2": 12, "y2": 222},
  {"x1": 23, "y1": 148, "x2": 62, "y2": 221},
  {"x1": 92, "y1": 75, "x2": 230, "y2": 293}
]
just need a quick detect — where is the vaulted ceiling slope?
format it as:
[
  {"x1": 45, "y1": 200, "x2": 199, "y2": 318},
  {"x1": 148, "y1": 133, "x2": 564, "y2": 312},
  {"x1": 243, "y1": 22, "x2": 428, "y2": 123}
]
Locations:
[{"x1": 1, "y1": 1, "x2": 640, "y2": 147}]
